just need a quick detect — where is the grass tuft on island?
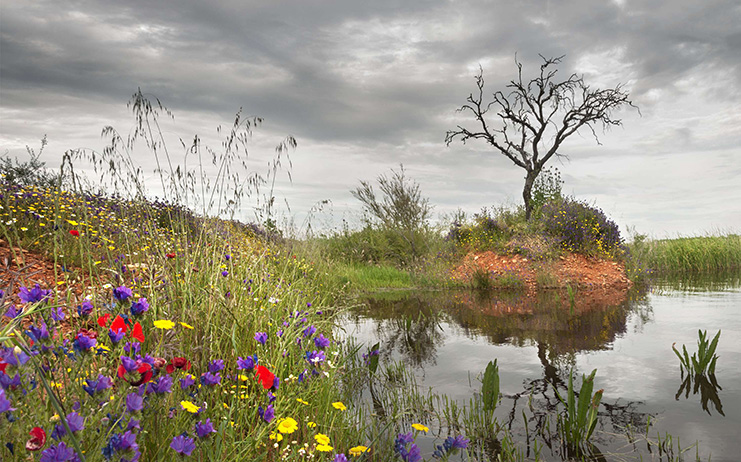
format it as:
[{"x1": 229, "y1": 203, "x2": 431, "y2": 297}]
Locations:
[{"x1": 627, "y1": 233, "x2": 741, "y2": 277}]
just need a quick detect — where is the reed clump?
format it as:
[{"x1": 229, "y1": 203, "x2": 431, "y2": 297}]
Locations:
[{"x1": 627, "y1": 233, "x2": 741, "y2": 276}]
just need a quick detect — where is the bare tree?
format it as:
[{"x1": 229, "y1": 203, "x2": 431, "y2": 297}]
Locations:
[{"x1": 446, "y1": 55, "x2": 637, "y2": 219}]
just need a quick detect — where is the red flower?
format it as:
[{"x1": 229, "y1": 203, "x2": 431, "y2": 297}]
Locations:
[
  {"x1": 97, "y1": 313, "x2": 111, "y2": 328},
  {"x1": 255, "y1": 365, "x2": 276, "y2": 390},
  {"x1": 166, "y1": 252, "x2": 176, "y2": 259},
  {"x1": 166, "y1": 357, "x2": 192, "y2": 374},
  {"x1": 130, "y1": 322, "x2": 145, "y2": 342},
  {"x1": 0, "y1": 362, "x2": 6, "y2": 373},
  {"x1": 25, "y1": 426, "x2": 46, "y2": 451},
  {"x1": 110, "y1": 315, "x2": 128, "y2": 334},
  {"x1": 69, "y1": 229, "x2": 80, "y2": 237}
]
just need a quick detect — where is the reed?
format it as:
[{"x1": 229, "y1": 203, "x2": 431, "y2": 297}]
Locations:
[{"x1": 628, "y1": 234, "x2": 741, "y2": 276}]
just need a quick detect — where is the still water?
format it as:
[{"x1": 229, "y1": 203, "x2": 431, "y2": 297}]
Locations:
[{"x1": 341, "y1": 278, "x2": 741, "y2": 461}]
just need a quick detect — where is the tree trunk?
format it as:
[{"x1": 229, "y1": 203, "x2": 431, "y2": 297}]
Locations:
[{"x1": 523, "y1": 169, "x2": 537, "y2": 220}]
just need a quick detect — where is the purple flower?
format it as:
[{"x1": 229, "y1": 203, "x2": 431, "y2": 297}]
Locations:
[
  {"x1": 221, "y1": 270, "x2": 229, "y2": 277},
  {"x1": 112, "y1": 286, "x2": 133, "y2": 302},
  {"x1": 237, "y1": 355, "x2": 256, "y2": 370},
  {"x1": 148, "y1": 375, "x2": 173, "y2": 394},
  {"x1": 109, "y1": 328, "x2": 126, "y2": 344},
  {"x1": 82, "y1": 374, "x2": 113, "y2": 396},
  {"x1": 208, "y1": 359, "x2": 224, "y2": 373},
  {"x1": 449, "y1": 435, "x2": 469, "y2": 449},
  {"x1": 333, "y1": 455, "x2": 348, "y2": 462},
  {"x1": 306, "y1": 350, "x2": 326, "y2": 365},
  {"x1": 224, "y1": 254, "x2": 231, "y2": 261},
  {"x1": 195, "y1": 419, "x2": 216, "y2": 438},
  {"x1": 200, "y1": 372, "x2": 221, "y2": 386},
  {"x1": 254, "y1": 332, "x2": 268, "y2": 345},
  {"x1": 19, "y1": 284, "x2": 51, "y2": 304},
  {"x1": 303, "y1": 325, "x2": 316, "y2": 338},
  {"x1": 0, "y1": 388, "x2": 14, "y2": 412},
  {"x1": 73, "y1": 333, "x2": 96, "y2": 353},
  {"x1": 0, "y1": 346, "x2": 30, "y2": 368},
  {"x1": 126, "y1": 393, "x2": 144, "y2": 413},
  {"x1": 4, "y1": 304, "x2": 21, "y2": 318},
  {"x1": 180, "y1": 375, "x2": 196, "y2": 389},
  {"x1": 0, "y1": 373, "x2": 21, "y2": 390},
  {"x1": 170, "y1": 435, "x2": 196, "y2": 456},
  {"x1": 51, "y1": 306, "x2": 66, "y2": 322},
  {"x1": 314, "y1": 334, "x2": 330, "y2": 349},
  {"x1": 120, "y1": 356, "x2": 139, "y2": 373},
  {"x1": 124, "y1": 342, "x2": 141, "y2": 355},
  {"x1": 258, "y1": 404, "x2": 275, "y2": 423},
  {"x1": 129, "y1": 298, "x2": 149, "y2": 316},
  {"x1": 77, "y1": 300, "x2": 93, "y2": 317},
  {"x1": 27, "y1": 321, "x2": 51, "y2": 343},
  {"x1": 39, "y1": 441, "x2": 77, "y2": 462}
]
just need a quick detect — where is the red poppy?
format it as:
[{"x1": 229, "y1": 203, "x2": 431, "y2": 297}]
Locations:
[
  {"x1": 255, "y1": 365, "x2": 276, "y2": 390},
  {"x1": 166, "y1": 357, "x2": 192, "y2": 374},
  {"x1": 69, "y1": 230, "x2": 80, "y2": 237},
  {"x1": 25, "y1": 426, "x2": 46, "y2": 451},
  {"x1": 166, "y1": 252, "x2": 176, "y2": 259},
  {"x1": 97, "y1": 313, "x2": 111, "y2": 328},
  {"x1": 0, "y1": 361, "x2": 6, "y2": 373},
  {"x1": 130, "y1": 322, "x2": 145, "y2": 342},
  {"x1": 110, "y1": 315, "x2": 128, "y2": 334}
]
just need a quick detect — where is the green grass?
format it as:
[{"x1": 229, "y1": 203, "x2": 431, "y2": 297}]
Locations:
[{"x1": 627, "y1": 233, "x2": 741, "y2": 276}]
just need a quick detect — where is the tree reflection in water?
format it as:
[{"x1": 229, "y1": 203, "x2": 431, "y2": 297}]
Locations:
[{"x1": 350, "y1": 287, "x2": 661, "y2": 460}]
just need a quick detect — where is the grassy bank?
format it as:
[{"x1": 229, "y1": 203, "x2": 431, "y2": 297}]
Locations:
[{"x1": 627, "y1": 233, "x2": 741, "y2": 277}]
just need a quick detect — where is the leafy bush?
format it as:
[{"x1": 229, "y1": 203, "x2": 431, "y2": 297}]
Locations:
[
  {"x1": 540, "y1": 198, "x2": 622, "y2": 258},
  {"x1": 531, "y1": 167, "x2": 563, "y2": 214}
]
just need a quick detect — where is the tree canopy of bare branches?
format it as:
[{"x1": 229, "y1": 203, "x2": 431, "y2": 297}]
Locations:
[{"x1": 446, "y1": 55, "x2": 636, "y2": 219}]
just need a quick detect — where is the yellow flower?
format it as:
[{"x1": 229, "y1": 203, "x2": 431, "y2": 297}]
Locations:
[
  {"x1": 316, "y1": 443, "x2": 333, "y2": 452},
  {"x1": 307, "y1": 421, "x2": 317, "y2": 428},
  {"x1": 180, "y1": 322, "x2": 194, "y2": 329},
  {"x1": 296, "y1": 398, "x2": 309, "y2": 405},
  {"x1": 269, "y1": 432, "x2": 283, "y2": 442},
  {"x1": 332, "y1": 401, "x2": 347, "y2": 411},
  {"x1": 411, "y1": 423, "x2": 429, "y2": 433},
  {"x1": 181, "y1": 400, "x2": 200, "y2": 413},
  {"x1": 315, "y1": 434, "x2": 330, "y2": 445},
  {"x1": 154, "y1": 320, "x2": 175, "y2": 330},
  {"x1": 276, "y1": 417, "x2": 298, "y2": 434},
  {"x1": 349, "y1": 446, "x2": 370, "y2": 456}
]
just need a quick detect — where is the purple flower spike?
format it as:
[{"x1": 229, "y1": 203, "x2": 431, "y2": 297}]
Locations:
[
  {"x1": 126, "y1": 393, "x2": 144, "y2": 413},
  {"x1": 112, "y1": 286, "x2": 133, "y2": 302},
  {"x1": 237, "y1": 355, "x2": 256, "y2": 370},
  {"x1": 170, "y1": 435, "x2": 196, "y2": 456},
  {"x1": 39, "y1": 441, "x2": 76, "y2": 462},
  {"x1": 0, "y1": 388, "x2": 14, "y2": 412},
  {"x1": 51, "y1": 306, "x2": 66, "y2": 322},
  {"x1": 195, "y1": 418, "x2": 216, "y2": 438},
  {"x1": 77, "y1": 300, "x2": 93, "y2": 317},
  {"x1": 200, "y1": 372, "x2": 221, "y2": 386},
  {"x1": 208, "y1": 359, "x2": 224, "y2": 373},
  {"x1": 314, "y1": 334, "x2": 330, "y2": 349},
  {"x1": 180, "y1": 375, "x2": 196, "y2": 389},
  {"x1": 130, "y1": 298, "x2": 149, "y2": 316},
  {"x1": 254, "y1": 332, "x2": 268, "y2": 345},
  {"x1": 258, "y1": 404, "x2": 275, "y2": 423},
  {"x1": 4, "y1": 304, "x2": 21, "y2": 318},
  {"x1": 333, "y1": 455, "x2": 348, "y2": 462},
  {"x1": 19, "y1": 284, "x2": 51, "y2": 304}
]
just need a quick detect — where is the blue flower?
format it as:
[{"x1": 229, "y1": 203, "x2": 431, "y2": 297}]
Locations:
[{"x1": 254, "y1": 332, "x2": 268, "y2": 345}]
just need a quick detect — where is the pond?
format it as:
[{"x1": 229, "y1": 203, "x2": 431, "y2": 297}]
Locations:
[{"x1": 341, "y1": 275, "x2": 741, "y2": 461}]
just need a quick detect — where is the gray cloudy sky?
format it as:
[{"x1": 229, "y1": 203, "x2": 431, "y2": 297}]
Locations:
[{"x1": 1, "y1": 0, "x2": 740, "y2": 237}]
